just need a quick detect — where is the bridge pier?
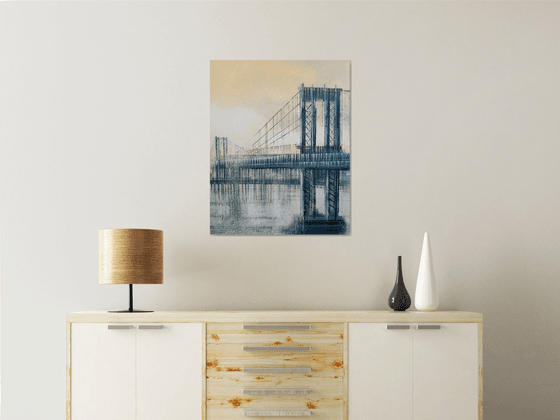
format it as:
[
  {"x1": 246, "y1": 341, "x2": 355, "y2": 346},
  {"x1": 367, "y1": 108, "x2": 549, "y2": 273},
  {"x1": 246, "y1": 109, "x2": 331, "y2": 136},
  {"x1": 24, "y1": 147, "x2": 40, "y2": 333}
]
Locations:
[
  {"x1": 300, "y1": 169, "x2": 316, "y2": 220},
  {"x1": 326, "y1": 170, "x2": 340, "y2": 221},
  {"x1": 214, "y1": 137, "x2": 228, "y2": 181}
]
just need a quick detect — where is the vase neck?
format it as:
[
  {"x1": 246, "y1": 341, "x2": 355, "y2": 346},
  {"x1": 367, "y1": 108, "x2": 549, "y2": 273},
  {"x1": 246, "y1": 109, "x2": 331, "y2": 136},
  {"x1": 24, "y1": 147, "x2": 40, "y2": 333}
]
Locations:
[{"x1": 396, "y1": 256, "x2": 404, "y2": 284}]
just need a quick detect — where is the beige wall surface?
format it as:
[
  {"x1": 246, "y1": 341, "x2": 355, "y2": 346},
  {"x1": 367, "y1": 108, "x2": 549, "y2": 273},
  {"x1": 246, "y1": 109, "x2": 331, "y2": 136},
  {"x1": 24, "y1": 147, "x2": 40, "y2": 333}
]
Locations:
[{"x1": 1, "y1": 2, "x2": 559, "y2": 419}]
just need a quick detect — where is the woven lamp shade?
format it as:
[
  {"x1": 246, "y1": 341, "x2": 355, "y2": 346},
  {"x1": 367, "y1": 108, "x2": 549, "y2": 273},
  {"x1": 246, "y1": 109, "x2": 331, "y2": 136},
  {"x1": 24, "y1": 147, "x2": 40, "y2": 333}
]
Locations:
[{"x1": 99, "y1": 229, "x2": 163, "y2": 285}]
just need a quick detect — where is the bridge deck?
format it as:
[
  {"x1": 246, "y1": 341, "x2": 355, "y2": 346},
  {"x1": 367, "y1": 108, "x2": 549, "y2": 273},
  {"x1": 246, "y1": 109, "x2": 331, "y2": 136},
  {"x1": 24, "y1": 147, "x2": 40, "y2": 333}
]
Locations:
[{"x1": 212, "y1": 152, "x2": 350, "y2": 170}]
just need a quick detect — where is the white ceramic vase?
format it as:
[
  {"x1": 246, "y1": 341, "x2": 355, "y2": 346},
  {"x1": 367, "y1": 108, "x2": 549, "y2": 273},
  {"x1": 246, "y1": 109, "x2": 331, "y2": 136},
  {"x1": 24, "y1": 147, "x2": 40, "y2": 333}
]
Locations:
[{"x1": 415, "y1": 232, "x2": 439, "y2": 311}]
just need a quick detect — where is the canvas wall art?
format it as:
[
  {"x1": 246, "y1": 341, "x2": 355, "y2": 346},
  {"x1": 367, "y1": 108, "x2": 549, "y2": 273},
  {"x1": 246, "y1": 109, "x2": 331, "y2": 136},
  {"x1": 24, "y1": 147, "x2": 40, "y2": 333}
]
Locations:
[{"x1": 210, "y1": 60, "x2": 351, "y2": 235}]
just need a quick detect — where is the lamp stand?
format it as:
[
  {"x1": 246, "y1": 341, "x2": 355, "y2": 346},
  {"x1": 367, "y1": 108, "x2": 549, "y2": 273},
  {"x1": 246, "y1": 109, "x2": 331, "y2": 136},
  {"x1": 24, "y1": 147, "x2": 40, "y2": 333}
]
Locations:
[{"x1": 108, "y1": 284, "x2": 153, "y2": 313}]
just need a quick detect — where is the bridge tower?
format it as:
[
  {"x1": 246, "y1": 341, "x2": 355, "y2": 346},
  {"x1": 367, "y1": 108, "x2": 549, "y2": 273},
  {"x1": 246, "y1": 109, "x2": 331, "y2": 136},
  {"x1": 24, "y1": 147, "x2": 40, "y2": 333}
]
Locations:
[
  {"x1": 214, "y1": 136, "x2": 228, "y2": 180},
  {"x1": 215, "y1": 136, "x2": 228, "y2": 160},
  {"x1": 299, "y1": 84, "x2": 343, "y2": 223}
]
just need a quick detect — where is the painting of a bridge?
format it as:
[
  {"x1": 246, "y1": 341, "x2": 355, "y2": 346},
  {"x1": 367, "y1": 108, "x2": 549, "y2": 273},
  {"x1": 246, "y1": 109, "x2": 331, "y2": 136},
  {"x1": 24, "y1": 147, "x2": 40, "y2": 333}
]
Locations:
[{"x1": 211, "y1": 60, "x2": 350, "y2": 235}]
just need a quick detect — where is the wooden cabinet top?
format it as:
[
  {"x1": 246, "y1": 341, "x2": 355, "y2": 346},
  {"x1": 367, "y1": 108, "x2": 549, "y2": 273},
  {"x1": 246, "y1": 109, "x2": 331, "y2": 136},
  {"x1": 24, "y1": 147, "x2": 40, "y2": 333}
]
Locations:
[{"x1": 67, "y1": 310, "x2": 482, "y2": 323}]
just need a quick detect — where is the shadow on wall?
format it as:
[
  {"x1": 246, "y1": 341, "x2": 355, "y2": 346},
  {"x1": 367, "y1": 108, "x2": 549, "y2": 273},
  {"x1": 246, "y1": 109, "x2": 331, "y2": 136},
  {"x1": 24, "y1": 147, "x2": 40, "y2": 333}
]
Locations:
[{"x1": 481, "y1": 249, "x2": 560, "y2": 419}]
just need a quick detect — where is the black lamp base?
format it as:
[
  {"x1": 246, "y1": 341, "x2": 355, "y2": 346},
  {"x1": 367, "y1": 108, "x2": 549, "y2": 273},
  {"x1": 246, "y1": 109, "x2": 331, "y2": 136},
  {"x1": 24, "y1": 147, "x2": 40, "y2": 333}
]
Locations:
[
  {"x1": 108, "y1": 284, "x2": 153, "y2": 313},
  {"x1": 108, "y1": 309, "x2": 154, "y2": 313}
]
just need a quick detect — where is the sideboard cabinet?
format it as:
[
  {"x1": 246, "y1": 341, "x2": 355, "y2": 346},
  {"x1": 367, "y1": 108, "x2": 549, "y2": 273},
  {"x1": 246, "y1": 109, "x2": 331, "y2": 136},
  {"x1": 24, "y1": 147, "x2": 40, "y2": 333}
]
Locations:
[
  {"x1": 67, "y1": 311, "x2": 482, "y2": 420},
  {"x1": 349, "y1": 323, "x2": 479, "y2": 420},
  {"x1": 70, "y1": 322, "x2": 203, "y2": 420}
]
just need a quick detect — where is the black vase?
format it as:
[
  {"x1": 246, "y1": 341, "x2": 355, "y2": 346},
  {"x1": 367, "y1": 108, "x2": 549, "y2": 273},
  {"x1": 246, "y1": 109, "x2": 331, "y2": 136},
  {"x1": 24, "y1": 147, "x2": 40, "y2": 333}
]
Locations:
[{"x1": 388, "y1": 256, "x2": 411, "y2": 311}]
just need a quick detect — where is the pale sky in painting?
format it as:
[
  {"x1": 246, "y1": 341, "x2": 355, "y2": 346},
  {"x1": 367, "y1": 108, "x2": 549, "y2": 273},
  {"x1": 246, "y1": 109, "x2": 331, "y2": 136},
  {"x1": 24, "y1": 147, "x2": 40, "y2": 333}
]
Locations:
[{"x1": 210, "y1": 60, "x2": 350, "y2": 151}]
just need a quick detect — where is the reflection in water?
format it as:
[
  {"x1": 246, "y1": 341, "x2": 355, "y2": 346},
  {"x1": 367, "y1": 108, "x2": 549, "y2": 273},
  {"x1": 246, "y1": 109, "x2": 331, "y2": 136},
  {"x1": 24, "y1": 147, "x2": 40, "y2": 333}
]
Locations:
[{"x1": 210, "y1": 170, "x2": 350, "y2": 235}]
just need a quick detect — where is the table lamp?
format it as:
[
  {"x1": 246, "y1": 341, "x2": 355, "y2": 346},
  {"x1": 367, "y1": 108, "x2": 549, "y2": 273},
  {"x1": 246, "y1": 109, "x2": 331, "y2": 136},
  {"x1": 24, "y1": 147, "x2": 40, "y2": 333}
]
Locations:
[{"x1": 99, "y1": 228, "x2": 163, "y2": 313}]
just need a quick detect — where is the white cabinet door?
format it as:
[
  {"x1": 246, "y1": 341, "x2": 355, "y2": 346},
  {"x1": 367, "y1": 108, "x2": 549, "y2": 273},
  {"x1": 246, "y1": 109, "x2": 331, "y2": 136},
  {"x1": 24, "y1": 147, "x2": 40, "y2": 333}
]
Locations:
[
  {"x1": 71, "y1": 324, "x2": 136, "y2": 420},
  {"x1": 413, "y1": 323, "x2": 478, "y2": 420},
  {"x1": 348, "y1": 323, "x2": 413, "y2": 420},
  {"x1": 136, "y1": 323, "x2": 203, "y2": 420}
]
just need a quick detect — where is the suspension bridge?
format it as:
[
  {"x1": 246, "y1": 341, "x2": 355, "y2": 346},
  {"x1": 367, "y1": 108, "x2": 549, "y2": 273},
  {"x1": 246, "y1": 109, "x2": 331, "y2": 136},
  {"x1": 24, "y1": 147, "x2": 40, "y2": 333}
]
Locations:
[{"x1": 211, "y1": 83, "x2": 350, "y2": 230}]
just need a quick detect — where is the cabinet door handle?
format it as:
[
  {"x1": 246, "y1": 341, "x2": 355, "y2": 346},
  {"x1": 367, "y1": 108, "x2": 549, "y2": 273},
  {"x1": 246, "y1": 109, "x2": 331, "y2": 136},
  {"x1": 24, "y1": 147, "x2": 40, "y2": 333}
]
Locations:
[
  {"x1": 243, "y1": 325, "x2": 311, "y2": 330},
  {"x1": 244, "y1": 368, "x2": 311, "y2": 373},
  {"x1": 244, "y1": 410, "x2": 311, "y2": 416},
  {"x1": 138, "y1": 325, "x2": 164, "y2": 330},
  {"x1": 243, "y1": 389, "x2": 312, "y2": 395},
  {"x1": 417, "y1": 324, "x2": 441, "y2": 330},
  {"x1": 243, "y1": 346, "x2": 312, "y2": 352},
  {"x1": 107, "y1": 325, "x2": 133, "y2": 330},
  {"x1": 386, "y1": 325, "x2": 410, "y2": 330}
]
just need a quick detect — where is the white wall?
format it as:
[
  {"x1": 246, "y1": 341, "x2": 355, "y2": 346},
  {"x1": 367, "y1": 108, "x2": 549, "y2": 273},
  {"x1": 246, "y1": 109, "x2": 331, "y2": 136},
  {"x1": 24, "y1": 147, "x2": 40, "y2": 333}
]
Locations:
[{"x1": 1, "y1": 2, "x2": 560, "y2": 419}]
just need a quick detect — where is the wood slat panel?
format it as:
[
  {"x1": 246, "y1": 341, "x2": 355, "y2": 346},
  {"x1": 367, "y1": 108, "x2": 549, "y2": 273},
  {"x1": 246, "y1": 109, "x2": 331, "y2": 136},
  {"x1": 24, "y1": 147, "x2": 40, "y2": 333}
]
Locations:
[
  {"x1": 209, "y1": 322, "x2": 342, "y2": 334},
  {"x1": 209, "y1": 335, "x2": 342, "y2": 345},
  {"x1": 207, "y1": 393, "x2": 343, "y2": 418},
  {"x1": 243, "y1": 346, "x2": 312, "y2": 352},
  {"x1": 209, "y1": 413, "x2": 335, "y2": 420},
  {"x1": 209, "y1": 343, "x2": 343, "y2": 355},
  {"x1": 207, "y1": 346, "x2": 343, "y2": 360},
  {"x1": 244, "y1": 368, "x2": 311, "y2": 373},
  {"x1": 243, "y1": 325, "x2": 311, "y2": 330},
  {"x1": 208, "y1": 373, "x2": 343, "y2": 388},
  {"x1": 207, "y1": 353, "x2": 343, "y2": 379},
  {"x1": 208, "y1": 387, "x2": 342, "y2": 400},
  {"x1": 244, "y1": 410, "x2": 311, "y2": 417},
  {"x1": 208, "y1": 363, "x2": 343, "y2": 381},
  {"x1": 208, "y1": 408, "x2": 342, "y2": 419},
  {"x1": 207, "y1": 324, "x2": 343, "y2": 347},
  {"x1": 208, "y1": 380, "x2": 343, "y2": 394},
  {"x1": 243, "y1": 389, "x2": 312, "y2": 395}
]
